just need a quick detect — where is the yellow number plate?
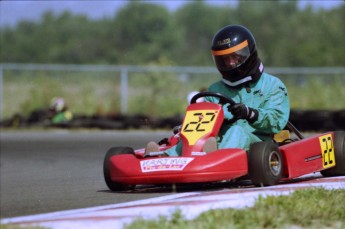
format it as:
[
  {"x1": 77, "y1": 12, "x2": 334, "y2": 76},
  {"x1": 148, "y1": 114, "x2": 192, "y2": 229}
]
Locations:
[
  {"x1": 181, "y1": 110, "x2": 220, "y2": 145},
  {"x1": 319, "y1": 134, "x2": 335, "y2": 169}
]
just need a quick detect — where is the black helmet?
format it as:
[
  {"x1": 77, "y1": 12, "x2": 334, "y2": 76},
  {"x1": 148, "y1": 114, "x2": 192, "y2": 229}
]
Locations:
[{"x1": 211, "y1": 25, "x2": 263, "y2": 87}]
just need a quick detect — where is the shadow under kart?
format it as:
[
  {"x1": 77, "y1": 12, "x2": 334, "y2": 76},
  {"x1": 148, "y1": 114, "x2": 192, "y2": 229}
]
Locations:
[{"x1": 103, "y1": 92, "x2": 345, "y2": 191}]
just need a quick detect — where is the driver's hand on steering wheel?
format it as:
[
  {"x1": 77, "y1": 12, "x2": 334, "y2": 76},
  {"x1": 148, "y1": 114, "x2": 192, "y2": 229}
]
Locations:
[{"x1": 229, "y1": 103, "x2": 259, "y2": 123}]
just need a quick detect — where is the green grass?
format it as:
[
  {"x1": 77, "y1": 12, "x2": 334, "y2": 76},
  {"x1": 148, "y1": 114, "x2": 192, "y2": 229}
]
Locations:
[
  {"x1": 2, "y1": 70, "x2": 344, "y2": 120},
  {"x1": 2, "y1": 70, "x2": 215, "y2": 119},
  {"x1": 286, "y1": 76, "x2": 345, "y2": 110},
  {"x1": 126, "y1": 188, "x2": 345, "y2": 229},
  {"x1": 0, "y1": 226, "x2": 47, "y2": 229},
  {"x1": 3, "y1": 70, "x2": 122, "y2": 118}
]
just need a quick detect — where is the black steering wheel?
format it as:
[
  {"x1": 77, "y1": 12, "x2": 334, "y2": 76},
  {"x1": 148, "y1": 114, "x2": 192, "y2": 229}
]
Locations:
[{"x1": 190, "y1": 91, "x2": 238, "y2": 124}]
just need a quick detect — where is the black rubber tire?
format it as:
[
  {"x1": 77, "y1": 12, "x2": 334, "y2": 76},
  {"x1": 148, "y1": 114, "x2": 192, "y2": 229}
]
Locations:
[
  {"x1": 321, "y1": 131, "x2": 345, "y2": 177},
  {"x1": 103, "y1": 146, "x2": 135, "y2": 191},
  {"x1": 248, "y1": 142, "x2": 283, "y2": 186}
]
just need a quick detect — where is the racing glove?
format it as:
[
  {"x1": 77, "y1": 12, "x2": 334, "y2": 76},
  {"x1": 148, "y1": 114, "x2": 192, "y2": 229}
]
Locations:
[{"x1": 229, "y1": 103, "x2": 259, "y2": 123}]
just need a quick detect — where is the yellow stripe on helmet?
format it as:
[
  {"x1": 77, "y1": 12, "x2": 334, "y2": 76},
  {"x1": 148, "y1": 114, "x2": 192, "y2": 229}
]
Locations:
[{"x1": 212, "y1": 40, "x2": 248, "y2": 56}]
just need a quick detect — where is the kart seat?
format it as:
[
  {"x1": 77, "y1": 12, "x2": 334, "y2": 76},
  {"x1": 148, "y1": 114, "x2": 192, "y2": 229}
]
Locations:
[
  {"x1": 273, "y1": 121, "x2": 304, "y2": 146},
  {"x1": 273, "y1": 130, "x2": 291, "y2": 143},
  {"x1": 273, "y1": 130, "x2": 296, "y2": 146}
]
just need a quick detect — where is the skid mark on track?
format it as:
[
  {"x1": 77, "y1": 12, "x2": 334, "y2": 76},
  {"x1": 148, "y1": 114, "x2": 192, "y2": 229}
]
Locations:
[{"x1": 2, "y1": 175, "x2": 345, "y2": 229}]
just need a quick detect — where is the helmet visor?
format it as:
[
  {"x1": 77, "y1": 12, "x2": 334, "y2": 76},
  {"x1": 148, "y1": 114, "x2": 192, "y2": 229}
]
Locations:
[{"x1": 212, "y1": 40, "x2": 250, "y2": 71}]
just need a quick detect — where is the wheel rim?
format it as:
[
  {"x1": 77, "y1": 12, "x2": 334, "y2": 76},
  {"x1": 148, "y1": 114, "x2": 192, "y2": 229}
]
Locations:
[{"x1": 269, "y1": 151, "x2": 281, "y2": 176}]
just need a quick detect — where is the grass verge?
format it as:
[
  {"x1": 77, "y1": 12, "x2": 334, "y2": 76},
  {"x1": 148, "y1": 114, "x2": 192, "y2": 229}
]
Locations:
[{"x1": 126, "y1": 187, "x2": 345, "y2": 229}]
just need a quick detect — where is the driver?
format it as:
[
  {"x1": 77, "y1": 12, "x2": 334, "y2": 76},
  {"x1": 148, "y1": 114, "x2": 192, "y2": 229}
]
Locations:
[{"x1": 145, "y1": 25, "x2": 290, "y2": 156}]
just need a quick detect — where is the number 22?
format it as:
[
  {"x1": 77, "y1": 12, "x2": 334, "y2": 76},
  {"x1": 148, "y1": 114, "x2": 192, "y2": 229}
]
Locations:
[{"x1": 183, "y1": 112, "x2": 215, "y2": 132}]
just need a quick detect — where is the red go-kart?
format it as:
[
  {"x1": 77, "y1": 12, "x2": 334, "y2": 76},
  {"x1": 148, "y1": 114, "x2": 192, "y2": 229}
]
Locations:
[{"x1": 103, "y1": 92, "x2": 345, "y2": 191}]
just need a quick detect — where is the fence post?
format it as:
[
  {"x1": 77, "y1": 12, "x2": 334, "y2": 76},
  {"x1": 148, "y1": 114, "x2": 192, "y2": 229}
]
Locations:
[{"x1": 120, "y1": 67, "x2": 128, "y2": 114}]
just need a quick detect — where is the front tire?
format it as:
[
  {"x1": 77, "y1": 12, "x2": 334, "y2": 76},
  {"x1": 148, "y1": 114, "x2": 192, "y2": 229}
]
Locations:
[
  {"x1": 248, "y1": 142, "x2": 283, "y2": 186},
  {"x1": 321, "y1": 131, "x2": 345, "y2": 177},
  {"x1": 103, "y1": 147, "x2": 135, "y2": 191}
]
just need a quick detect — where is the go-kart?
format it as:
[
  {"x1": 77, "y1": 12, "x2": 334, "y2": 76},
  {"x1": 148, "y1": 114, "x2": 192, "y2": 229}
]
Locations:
[{"x1": 103, "y1": 92, "x2": 345, "y2": 191}]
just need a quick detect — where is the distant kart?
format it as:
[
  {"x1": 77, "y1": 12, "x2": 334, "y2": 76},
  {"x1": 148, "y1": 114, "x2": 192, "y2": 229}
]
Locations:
[{"x1": 103, "y1": 92, "x2": 345, "y2": 191}]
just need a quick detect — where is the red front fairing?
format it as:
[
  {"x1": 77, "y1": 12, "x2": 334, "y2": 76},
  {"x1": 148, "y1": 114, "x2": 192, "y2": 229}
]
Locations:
[
  {"x1": 110, "y1": 149, "x2": 247, "y2": 184},
  {"x1": 108, "y1": 101, "x2": 248, "y2": 185}
]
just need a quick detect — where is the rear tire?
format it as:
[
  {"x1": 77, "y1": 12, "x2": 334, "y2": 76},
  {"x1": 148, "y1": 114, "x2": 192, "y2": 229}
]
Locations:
[
  {"x1": 248, "y1": 142, "x2": 283, "y2": 186},
  {"x1": 321, "y1": 131, "x2": 345, "y2": 177},
  {"x1": 103, "y1": 147, "x2": 135, "y2": 191}
]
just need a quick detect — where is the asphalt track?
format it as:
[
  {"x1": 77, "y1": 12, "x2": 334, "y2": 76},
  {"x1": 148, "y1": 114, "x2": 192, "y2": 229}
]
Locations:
[{"x1": 0, "y1": 130, "x2": 175, "y2": 218}]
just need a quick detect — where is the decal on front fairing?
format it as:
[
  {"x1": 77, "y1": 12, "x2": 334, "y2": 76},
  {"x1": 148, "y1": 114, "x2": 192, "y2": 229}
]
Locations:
[{"x1": 140, "y1": 157, "x2": 194, "y2": 172}]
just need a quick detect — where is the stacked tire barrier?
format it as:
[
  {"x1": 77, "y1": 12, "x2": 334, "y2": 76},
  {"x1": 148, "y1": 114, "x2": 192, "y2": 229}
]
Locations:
[
  {"x1": 1, "y1": 110, "x2": 344, "y2": 131},
  {"x1": 289, "y1": 110, "x2": 345, "y2": 131}
]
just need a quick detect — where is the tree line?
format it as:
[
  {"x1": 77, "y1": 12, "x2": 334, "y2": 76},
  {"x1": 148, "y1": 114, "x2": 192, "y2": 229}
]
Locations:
[{"x1": 1, "y1": 1, "x2": 344, "y2": 67}]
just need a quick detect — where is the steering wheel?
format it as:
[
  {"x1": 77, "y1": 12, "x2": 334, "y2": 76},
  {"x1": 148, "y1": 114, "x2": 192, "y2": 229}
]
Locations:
[{"x1": 190, "y1": 92, "x2": 238, "y2": 124}]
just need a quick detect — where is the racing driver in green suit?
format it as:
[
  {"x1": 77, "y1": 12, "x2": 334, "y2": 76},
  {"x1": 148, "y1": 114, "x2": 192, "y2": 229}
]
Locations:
[{"x1": 145, "y1": 25, "x2": 290, "y2": 156}]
